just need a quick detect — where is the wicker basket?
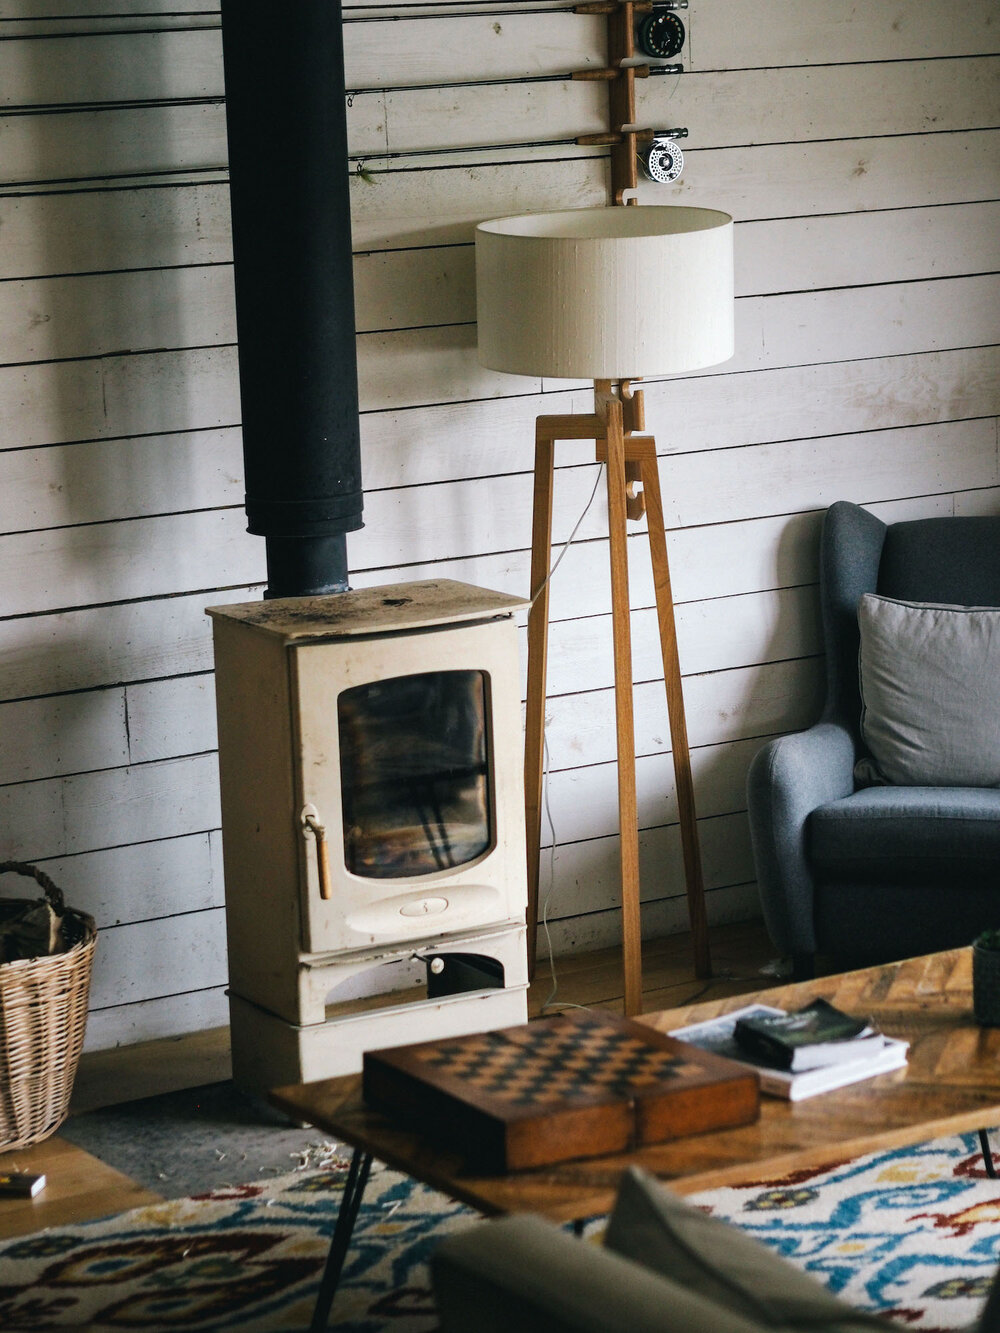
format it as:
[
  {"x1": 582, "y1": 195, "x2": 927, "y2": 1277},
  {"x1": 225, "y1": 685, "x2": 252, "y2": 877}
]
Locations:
[{"x1": 0, "y1": 861, "x2": 96, "y2": 1150}]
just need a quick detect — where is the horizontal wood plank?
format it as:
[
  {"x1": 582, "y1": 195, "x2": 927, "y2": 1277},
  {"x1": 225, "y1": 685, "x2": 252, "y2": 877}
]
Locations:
[
  {"x1": 0, "y1": 753, "x2": 222, "y2": 862},
  {"x1": 86, "y1": 906, "x2": 228, "y2": 1010},
  {"x1": 0, "y1": 28, "x2": 223, "y2": 107},
  {"x1": 690, "y1": 0, "x2": 1000, "y2": 70},
  {"x1": 19, "y1": 832, "x2": 220, "y2": 929},
  {"x1": 83, "y1": 984, "x2": 230, "y2": 1052}
]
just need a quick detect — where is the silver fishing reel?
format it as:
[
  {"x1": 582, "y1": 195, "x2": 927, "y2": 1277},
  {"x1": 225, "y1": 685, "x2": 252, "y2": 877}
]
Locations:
[{"x1": 639, "y1": 129, "x2": 687, "y2": 183}]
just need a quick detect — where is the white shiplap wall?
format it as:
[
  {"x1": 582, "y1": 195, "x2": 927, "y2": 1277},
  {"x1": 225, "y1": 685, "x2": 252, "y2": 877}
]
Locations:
[{"x1": 0, "y1": 0, "x2": 997, "y2": 1049}]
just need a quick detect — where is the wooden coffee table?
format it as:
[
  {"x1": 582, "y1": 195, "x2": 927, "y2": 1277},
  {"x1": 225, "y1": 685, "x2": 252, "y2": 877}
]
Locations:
[{"x1": 271, "y1": 949, "x2": 1000, "y2": 1332}]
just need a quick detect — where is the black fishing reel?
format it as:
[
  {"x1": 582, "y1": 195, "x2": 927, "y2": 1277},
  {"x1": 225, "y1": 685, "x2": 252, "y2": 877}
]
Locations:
[{"x1": 636, "y1": 0, "x2": 687, "y2": 59}]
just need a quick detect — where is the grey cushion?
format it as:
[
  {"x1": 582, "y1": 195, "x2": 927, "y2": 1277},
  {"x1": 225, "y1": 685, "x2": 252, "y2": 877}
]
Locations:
[
  {"x1": 604, "y1": 1167, "x2": 887, "y2": 1330},
  {"x1": 810, "y1": 786, "x2": 1000, "y2": 883},
  {"x1": 857, "y1": 594, "x2": 1000, "y2": 786},
  {"x1": 432, "y1": 1211, "x2": 771, "y2": 1333}
]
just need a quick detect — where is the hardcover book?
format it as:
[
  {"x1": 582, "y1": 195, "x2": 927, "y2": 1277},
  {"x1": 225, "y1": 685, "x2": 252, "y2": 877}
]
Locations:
[
  {"x1": 733, "y1": 998, "x2": 877, "y2": 1071},
  {"x1": 362, "y1": 1009, "x2": 760, "y2": 1171}
]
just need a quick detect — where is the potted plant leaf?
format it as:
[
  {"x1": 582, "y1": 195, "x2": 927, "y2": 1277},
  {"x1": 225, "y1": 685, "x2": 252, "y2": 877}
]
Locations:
[{"x1": 973, "y1": 929, "x2": 1000, "y2": 1026}]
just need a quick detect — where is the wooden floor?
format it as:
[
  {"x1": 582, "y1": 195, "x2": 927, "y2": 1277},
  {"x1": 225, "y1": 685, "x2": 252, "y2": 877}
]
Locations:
[{"x1": 0, "y1": 919, "x2": 777, "y2": 1241}]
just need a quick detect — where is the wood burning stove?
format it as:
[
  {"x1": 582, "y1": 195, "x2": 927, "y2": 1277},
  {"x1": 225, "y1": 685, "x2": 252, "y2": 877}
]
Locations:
[{"x1": 208, "y1": 580, "x2": 529, "y2": 1091}]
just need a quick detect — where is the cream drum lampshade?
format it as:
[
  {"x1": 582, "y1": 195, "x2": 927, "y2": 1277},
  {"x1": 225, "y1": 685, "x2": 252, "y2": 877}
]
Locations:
[{"x1": 475, "y1": 205, "x2": 734, "y2": 380}]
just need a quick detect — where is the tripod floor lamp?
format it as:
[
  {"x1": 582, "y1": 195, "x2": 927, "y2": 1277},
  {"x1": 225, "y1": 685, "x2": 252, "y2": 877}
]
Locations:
[{"x1": 475, "y1": 206, "x2": 734, "y2": 1015}]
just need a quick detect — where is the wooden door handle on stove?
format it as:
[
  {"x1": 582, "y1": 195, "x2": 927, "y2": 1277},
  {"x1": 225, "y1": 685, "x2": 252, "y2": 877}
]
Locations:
[{"x1": 303, "y1": 814, "x2": 333, "y2": 900}]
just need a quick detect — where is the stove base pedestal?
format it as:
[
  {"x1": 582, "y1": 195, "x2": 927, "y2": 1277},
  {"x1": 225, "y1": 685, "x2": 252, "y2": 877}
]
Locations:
[{"x1": 230, "y1": 982, "x2": 529, "y2": 1092}]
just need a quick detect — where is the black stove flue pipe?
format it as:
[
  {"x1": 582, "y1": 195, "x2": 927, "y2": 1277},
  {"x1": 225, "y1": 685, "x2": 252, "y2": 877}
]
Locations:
[{"x1": 220, "y1": 0, "x2": 363, "y2": 597}]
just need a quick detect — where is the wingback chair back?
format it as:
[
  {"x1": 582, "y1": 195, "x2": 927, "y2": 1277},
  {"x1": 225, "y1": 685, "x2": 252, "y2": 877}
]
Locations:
[{"x1": 821, "y1": 503, "x2": 1000, "y2": 745}]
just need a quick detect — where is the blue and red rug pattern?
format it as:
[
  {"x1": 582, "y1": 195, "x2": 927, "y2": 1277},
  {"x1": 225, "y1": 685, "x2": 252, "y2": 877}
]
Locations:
[{"x1": 1, "y1": 1132, "x2": 998, "y2": 1330}]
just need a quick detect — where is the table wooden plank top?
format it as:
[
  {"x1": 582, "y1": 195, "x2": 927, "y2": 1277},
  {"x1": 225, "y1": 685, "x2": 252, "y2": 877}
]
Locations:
[{"x1": 270, "y1": 950, "x2": 1000, "y2": 1223}]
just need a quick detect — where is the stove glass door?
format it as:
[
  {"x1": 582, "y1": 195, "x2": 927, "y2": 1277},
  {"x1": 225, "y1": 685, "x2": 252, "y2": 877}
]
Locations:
[{"x1": 337, "y1": 669, "x2": 492, "y2": 879}]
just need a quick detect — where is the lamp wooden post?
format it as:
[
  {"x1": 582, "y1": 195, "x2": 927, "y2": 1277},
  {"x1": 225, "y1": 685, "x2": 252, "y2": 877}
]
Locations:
[{"x1": 476, "y1": 207, "x2": 735, "y2": 1014}]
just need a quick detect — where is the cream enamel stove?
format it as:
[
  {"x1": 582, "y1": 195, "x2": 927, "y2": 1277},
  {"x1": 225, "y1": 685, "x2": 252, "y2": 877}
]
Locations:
[{"x1": 208, "y1": 580, "x2": 529, "y2": 1092}]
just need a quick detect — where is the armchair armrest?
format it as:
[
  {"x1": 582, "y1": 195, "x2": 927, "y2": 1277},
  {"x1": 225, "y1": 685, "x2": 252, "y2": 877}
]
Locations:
[
  {"x1": 746, "y1": 721, "x2": 856, "y2": 957},
  {"x1": 432, "y1": 1215, "x2": 768, "y2": 1333}
]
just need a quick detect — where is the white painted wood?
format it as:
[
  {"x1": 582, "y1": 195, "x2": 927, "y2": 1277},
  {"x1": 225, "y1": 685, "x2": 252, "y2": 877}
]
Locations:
[
  {"x1": 0, "y1": 753, "x2": 220, "y2": 862},
  {"x1": 0, "y1": 688, "x2": 127, "y2": 783},
  {"x1": 541, "y1": 740, "x2": 757, "y2": 847},
  {"x1": 80, "y1": 582, "x2": 818, "y2": 772},
  {"x1": 637, "y1": 58, "x2": 1000, "y2": 152},
  {"x1": 0, "y1": 346, "x2": 240, "y2": 451},
  {"x1": 60, "y1": 754, "x2": 222, "y2": 856},
  {"x1": 0, "y1": 508, "x2": 263, "y2": 617},
  {"x1": 663, "y1": 130, "x2": 1000, "y2": 220},
  {"x1": 1, "y1": 273, "x2": 995, "y2": 448},
  {"x1": 0, "y1": 102, "x2": 228, "y2": 187},
  {"x1": 361, "y1": 275, "x2": 1000, "y2": 411},
  {"x1": 536, "y1": 584, "x2": 822, "y2": 698},
  {"x1": 346, "y1": 76, "x2": 608, "y2": 160},
  {"x1": 0, "y1": 586, "x2": 257, "y2": 702},
  {"x1": 540, "y1": 880, "x2": 761, "y2": 960},
  {"x1": 0, "y1": 29, "x2": 223, "y2": 107},
  {"x1": 0, "y1": 430, "x2": 244, "y2": 531},
  {"x1": 84, "y1": 986, "x2": 229, "y2": 1053},
  {"x1": 355, "y1": 489, "x2": 956, "y2": 620},
  {"x1": 345, "y1": 10, "x2": 608, "y2": 86},
  {"x1": 543, "y1": 657, "x2": 825, "y2": 771},
  {"x1": 0, "y1": 0, "x2": 218, "y2": 27},
  {"x1": 126, "y1": 674, "x2": 218, "y2": 764},
  {"x1": 538, "y1": 813, "x2": 753, "y2": 924},
  {"x1": 0, "y1": 493, "x2": 956, "y2": 708},
  {"x1": 350, "y1": 416, "x2": 999, "y2": 569},
  {"x1": 0, "y1": 184, "x2": 233, "y2": 281},
  {"x1": 0, "y1": 265, "x2": 235, "y2": 365},
  {"x1": 662, "y1": 417, "x2": 1000, "y2": 530},
  {"x1": 31, "y1": 833, "x2": 220, "y2": 928},
  {"x1": 955, "y1": 488, "x2": 1000, "y2": 518},
  {"x1": 689, "y1": 0, "x2": 1000, "y2": 70},
  {"x1": 86, "y1": 907, "x2": 229, "y2": 1010}
]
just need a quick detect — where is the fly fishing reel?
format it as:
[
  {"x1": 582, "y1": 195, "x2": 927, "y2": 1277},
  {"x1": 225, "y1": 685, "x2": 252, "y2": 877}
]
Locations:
[{"x1": 639, "y1": 128, "x2": 688, "y2": 183}]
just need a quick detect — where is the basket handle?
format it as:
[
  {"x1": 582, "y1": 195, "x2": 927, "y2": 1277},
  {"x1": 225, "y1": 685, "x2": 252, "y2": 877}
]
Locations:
[{"x1": 0, "y1": 861, "x2": 66, "y2": 915}]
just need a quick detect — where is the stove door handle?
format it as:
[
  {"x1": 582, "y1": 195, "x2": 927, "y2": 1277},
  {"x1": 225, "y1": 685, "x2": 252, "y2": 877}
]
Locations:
[{"x1": 301, "y1": 807, "x2": 333, "y2": 901}]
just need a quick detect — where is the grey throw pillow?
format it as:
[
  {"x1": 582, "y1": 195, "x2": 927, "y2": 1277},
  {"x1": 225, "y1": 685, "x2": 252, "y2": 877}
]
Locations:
[{"x1": 857, "y1": 594, "x2": 1000, "y2": 787}]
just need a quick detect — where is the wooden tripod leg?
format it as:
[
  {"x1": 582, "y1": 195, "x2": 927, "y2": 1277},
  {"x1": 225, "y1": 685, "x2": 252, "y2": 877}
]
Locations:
[
  {"x1": 524, "y1": 429, "x2": 555, "y2": 979},
  {"x1": 606, "y1": 402, "x2": 643, "y2": 1016},
  {"x1": 640, "y1": 454, "x2": 712, "y2": 979}
]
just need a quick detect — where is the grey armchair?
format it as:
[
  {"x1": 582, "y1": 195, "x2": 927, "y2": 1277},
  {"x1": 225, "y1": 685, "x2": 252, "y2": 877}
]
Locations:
[{"x1": 747, "y1": 501, "x2": 1000, "y2": 977}]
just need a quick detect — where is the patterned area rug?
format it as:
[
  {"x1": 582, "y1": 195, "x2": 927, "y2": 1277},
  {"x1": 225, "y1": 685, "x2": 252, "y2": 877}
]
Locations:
[{"x1": 1, "y1": 1132, "x2": 998, "y2": 1331}]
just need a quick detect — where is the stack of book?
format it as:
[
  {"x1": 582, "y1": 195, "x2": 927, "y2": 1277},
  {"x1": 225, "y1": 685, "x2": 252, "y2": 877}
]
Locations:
[{"x1": 670, "y1": 997, "x2": 909, "y2": 1101}]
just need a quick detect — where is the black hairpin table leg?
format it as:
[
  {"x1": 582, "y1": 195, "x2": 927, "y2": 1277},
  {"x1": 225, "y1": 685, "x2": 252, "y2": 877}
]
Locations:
[
  {"x1": 310, "y1": 1146, "x2": 373, "y2": 1333},
  {"x1": 979, "y1": 1129, "x2": 997, "y2": 1179}
]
